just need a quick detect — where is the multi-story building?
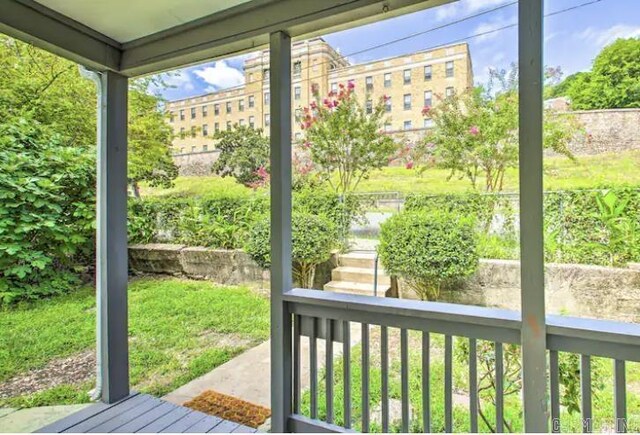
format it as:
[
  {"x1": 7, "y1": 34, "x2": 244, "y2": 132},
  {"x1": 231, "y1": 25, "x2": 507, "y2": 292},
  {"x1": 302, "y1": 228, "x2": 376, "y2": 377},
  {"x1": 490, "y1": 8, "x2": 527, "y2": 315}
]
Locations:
[{"x1": 167, "y1": 37, "x2": 473, "y2": 157}]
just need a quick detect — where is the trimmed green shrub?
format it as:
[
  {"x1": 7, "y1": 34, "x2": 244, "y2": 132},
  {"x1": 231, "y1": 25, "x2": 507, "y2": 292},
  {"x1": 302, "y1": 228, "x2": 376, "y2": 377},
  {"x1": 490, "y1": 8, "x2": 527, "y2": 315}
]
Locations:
[
  {"x1": 0, "y1": 118, "x2": 95, "y2": 304},
  {"x1": 378, "y1": 210, "x2": 479, "y2": 300},
  {"x1": 247, "y1": 213, "x2": 338, "y2": 288}
]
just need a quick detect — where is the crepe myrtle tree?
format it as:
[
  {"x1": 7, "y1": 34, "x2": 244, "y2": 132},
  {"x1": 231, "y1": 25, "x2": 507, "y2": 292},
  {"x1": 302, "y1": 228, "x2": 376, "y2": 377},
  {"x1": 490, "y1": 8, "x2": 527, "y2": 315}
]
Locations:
[
  {"x1": 409, "y1": 68, "x2": 582, "y2": 193},
  {"x1": 300, "y1": 81, "x2": 398, "y2": 196}
]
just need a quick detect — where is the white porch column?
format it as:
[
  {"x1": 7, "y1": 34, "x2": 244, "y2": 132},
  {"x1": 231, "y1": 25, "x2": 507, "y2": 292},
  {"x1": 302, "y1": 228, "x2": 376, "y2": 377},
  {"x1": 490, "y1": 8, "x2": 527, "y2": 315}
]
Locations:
[
  {"x1": 97, "y1": 70, "x2": 130, "y2": 404},
  {"x1": 518, "y1": 0, "x2": 548, "y2": 431},
  {"x1": 269, "y1": 31, "x2": 293, "y2": 432}
]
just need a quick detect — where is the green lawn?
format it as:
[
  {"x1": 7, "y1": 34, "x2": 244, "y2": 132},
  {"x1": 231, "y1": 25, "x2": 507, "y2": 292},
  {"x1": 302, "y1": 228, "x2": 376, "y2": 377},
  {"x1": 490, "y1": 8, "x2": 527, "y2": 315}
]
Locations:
[
  {"x1": 142, "y1": 151, "x2": 640, "y2": 199},
  {"x1": 0, "y1": 277, "x2": 269, "y2": 408}
]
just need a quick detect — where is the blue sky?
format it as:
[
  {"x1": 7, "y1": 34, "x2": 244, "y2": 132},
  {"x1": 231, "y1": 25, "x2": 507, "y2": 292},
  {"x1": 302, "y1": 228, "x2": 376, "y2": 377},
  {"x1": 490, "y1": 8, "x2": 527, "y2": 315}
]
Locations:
[{"x1": 158, "y1": 0, "x2": 640, "y2": 101}]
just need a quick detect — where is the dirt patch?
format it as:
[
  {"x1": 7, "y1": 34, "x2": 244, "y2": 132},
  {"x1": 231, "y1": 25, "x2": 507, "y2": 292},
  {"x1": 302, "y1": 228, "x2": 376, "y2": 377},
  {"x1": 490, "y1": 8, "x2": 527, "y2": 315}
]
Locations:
[
  {"x1": 184, "y1": 390, "x2": 271, "y2": 428},
  {"x1": 0, "y1": 351, "x2": 95, "y2": 399},
  {"x1": 197, "y1": 331, "x2": 254, "y2": 349}
]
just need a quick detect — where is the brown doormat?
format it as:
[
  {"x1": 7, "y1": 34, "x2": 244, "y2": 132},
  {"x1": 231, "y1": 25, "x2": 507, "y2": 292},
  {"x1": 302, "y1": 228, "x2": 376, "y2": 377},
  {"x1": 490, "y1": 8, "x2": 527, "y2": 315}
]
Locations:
[{"x1": 183, "y1": 390, "x2": 271, "y2": 429}]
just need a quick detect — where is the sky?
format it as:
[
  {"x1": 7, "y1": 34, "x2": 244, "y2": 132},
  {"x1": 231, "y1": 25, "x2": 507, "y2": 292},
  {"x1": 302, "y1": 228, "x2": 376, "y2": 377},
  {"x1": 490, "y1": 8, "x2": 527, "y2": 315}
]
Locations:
[{"x1": 157, "y1": 0, "x2": 640, "y2": 101}]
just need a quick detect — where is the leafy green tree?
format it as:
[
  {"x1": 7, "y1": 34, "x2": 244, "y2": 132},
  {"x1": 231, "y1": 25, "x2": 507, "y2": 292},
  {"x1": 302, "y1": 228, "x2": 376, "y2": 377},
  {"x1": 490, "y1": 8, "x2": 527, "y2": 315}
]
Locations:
[
  {"x1": 301, "y1": 82, "x2": 398, "y2": 195},
  {"x1": 211, "y1": 124, "x2": 270, "y2": 188},
  {"x1": 551, "y1": 38, "x2": 640, "y2": 109}
]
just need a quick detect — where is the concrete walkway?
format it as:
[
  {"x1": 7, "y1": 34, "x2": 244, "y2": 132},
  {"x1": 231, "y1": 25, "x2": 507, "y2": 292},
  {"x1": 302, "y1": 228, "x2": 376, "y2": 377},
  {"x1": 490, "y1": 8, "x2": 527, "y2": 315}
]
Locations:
[
  {"x1": 163, "y1": 324, "x2": 362, "y2": 408},
  {"x1": 0, "y1": 404, "x2": 90, "y2": 433}
]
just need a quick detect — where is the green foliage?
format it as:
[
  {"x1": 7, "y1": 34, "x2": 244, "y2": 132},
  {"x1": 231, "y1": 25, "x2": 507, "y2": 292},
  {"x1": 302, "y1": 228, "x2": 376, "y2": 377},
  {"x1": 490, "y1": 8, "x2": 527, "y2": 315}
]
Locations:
[
  {"x1": 246, "y1": 213, "x2": 338, "y2": 288},
  {"x1": 0, "y1": 117, "x2": 95, "y2": 304},
  {"x1": 302, "y1": 82, "x2": 398, "y2": 195},
  {"x1": 378, "y1": 210, "x2": 479, "y2": 300},
  {"x1": 552, "y1": 38, "x2": 640, "y2": 109},
  {"x1": 211, "y1": 125, "x2": 270, "y2": 187}
]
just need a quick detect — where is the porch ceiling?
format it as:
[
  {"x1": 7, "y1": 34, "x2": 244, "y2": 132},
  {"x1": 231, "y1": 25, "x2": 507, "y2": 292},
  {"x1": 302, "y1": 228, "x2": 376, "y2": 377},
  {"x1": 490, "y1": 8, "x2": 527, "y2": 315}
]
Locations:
[{"x1": 0, "y1": 0, "x2": 454, "y2": 77}]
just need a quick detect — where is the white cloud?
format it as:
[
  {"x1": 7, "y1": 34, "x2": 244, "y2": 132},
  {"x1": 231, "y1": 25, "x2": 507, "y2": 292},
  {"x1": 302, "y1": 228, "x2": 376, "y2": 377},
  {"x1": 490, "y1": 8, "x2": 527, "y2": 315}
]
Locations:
[
  {"x1": 577, "y1": 24, "x2": 640, "y2": 49},
  {"x1": 435, "y1": 0, "x2": 513, "y2": 22},
  {"x1": 155, "y1": 70, "x2": 195, "y2": 91},
  {"x1": 472, "y1": 15, "x2": 512, "y2": 42},
  {"x1": 193, "y1": 60, "x2": 245, "y2": 91}
]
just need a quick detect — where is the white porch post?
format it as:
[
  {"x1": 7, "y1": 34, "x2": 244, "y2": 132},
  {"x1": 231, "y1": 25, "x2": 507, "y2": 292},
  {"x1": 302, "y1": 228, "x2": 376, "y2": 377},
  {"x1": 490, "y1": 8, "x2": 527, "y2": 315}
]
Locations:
[
  {"x1": 518, "y1": 0, "x2": 548, "y2": 431},
  {"x1": 269, "y1": 31, "x2": 293, "y2": 432},
  {"x1": 97, "y1": 70, "x2": 130, "y2": 404}
]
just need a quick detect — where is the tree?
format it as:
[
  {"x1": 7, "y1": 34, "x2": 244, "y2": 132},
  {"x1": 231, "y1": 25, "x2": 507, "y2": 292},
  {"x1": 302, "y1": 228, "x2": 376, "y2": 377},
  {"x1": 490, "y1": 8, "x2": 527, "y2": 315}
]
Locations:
[
  {"x1": 412, "y1": 67, "x2": 580, "y2": 192},
  {"x1": 210, "y1": 124, "x2": 270, "y2": 188},
  {"x1": 0, "y1": 35, "x2": 178, "y2": 194},
  {"x1": 301, "y1": 82, "x2": 398, "y2": 195},
  {"x1": 551, "y1": 38, "x2": 640, "y2": 109}
]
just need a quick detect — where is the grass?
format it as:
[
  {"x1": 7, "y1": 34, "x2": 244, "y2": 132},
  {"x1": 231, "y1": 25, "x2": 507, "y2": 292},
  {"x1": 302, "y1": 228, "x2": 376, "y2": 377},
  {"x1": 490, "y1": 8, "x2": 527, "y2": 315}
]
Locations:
[
  {"x1": 142, "y1": 151, "x2": 640, "y2": 199},
  {"x1": 0, "y1": 277, "x2": 270, "y2": 408},
  {"x1": 301, "y1": 330, "x2": 640, "y2": 433}
]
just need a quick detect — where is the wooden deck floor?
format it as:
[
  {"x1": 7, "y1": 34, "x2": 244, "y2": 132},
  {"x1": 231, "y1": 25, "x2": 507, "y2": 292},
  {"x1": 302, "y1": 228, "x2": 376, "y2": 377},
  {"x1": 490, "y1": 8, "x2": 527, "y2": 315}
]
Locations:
[{"x1": 35, "y1": 393, "x2": 257, "y2": 433}]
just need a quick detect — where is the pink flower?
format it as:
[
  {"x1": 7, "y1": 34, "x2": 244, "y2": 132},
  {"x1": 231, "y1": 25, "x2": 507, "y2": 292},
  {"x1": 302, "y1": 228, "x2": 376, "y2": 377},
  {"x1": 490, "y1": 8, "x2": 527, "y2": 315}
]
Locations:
[
  {"x1": 323, "y1": 98, "x2": 330, "y2": 107},
  {"x1": 469, "y1": 126, "x2": 480, "y2": 136},
  {"x1": 302, "y1": 141, "x2": 311, "y2": 149},
  {"x1": 304, "y1": 121, "x2": 312, "y2": 129},
  {"x1": 347, "y1": 81, "x2": 355, "y2": 90},
  {"x1": 405, "y1": 161, "x2": 414, "y2": 170},
  {"x1": 426, "y1": 142, "x2": 435, "y2": 149},
  {"x1": 421, "y1": 105, "x2": 432, "y2": 116}
]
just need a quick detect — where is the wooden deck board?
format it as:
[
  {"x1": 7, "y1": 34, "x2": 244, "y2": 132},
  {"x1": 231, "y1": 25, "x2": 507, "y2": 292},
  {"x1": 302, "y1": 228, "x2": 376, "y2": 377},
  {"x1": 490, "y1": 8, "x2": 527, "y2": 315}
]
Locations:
[{"x1": 35, "y1": 394, "x2": 260, "y2": 433}]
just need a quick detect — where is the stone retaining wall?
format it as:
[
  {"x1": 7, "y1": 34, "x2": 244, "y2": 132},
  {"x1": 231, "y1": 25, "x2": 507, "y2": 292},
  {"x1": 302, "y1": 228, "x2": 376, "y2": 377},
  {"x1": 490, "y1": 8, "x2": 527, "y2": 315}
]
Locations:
[{"x1": 128, "y1": 244, "x2": 336, "y2": 290}]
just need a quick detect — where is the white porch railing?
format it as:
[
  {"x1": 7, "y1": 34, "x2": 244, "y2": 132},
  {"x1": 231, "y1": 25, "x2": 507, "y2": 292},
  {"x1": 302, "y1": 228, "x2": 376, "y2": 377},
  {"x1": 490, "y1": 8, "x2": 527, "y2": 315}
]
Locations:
[{"x1": 284, "y1": 289, "x2": 640, "y2": 433}]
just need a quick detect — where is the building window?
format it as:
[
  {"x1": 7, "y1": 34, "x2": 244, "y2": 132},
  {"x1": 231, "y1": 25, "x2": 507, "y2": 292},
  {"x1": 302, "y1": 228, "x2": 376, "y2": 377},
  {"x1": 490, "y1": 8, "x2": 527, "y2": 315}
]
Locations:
[
  {"x1": 226, "y1": 121, "x2": 232, "y2": 130},
  {"x1": 295, "y1": 132, "x2": 302, "y2": 140},
  {"x1": 264, "y1": 92, "x2": 270, "y2": 105},
  {"x1": 202, "y1": 105, "x2": 208, "y2": 117},
  {"x1": 446, "y1": 61, "x2": 454, "y2": 78},
  {"x1": 424, "y1": 90, "x2": 432, "y2": 107},
  {"x1": 239, "y1": 119, "x2": 245, "y2": 127},
  {"x1": 179, "y1": 127, "x2": 185, "y2": 138},
  {"x1": 249, "y1": 116, "x2": 255, "y2": 128},
  {"x1": 191, "y1": 145, "x2": 196, "y2": 152},
  {"x1": 384, "y1": 122, "x2": 392, "y2": 132},
  {"x1": 403, "y1": 94, "x2": 412, "y2": 110},
  {"x1": 169, "y1": 111, "x2": 175, "y2": 122},
  {"x1": 424, "y1": 65, "x2": 432, "y2": 80},
  {"x1": 366, "y1": 99, "x2": 373, "y2": 114},
  {"x1": 265, "y1": 114, "x2": 270, "y2": 127},
  {"x1": 403, "y1": 69, "x2": 411, "y2": 85},
  {"x1": 226, "y1": 101, "x2": 232, "y2": 114},
  {"x1": 446, "y1": 86, "x2": 455, "y2": 98},
  {"x1": 215, "y1": 122, "x2": 219, "y2": 132},
  {"x1": 384, "y1": 73, "x2": 392, "y2": 88},
  {"x1": 403, "y1": 120, "x2": 412, "y2": 130},
  {"x1": 248, "y1": 95, "x2": 255, "y2": 108},
  {"x1": 424, "y1": 118, "x2": 434, "y2": 128},
  {"x1": 202, "y1": 124, "x2": 208, "y2": 136},
  {"x1": 191, "y1": 107, "x2": 196, "y2": 119},
  {"x1": 263, "y1": 68, "x2": 270, "y2": 80},
  {"x1": 203, "y1": 144, "x2": 208, "y2": 152},
  {"x1": 294, "y1": 86, "x2": 301, "y2": 100},
  {"x1": 239, "y1": 99, "x2": 245, "y2": 112},
  {"x1": 331, "y1": 82, "x2": 338, "y2": 93},
  {"x1": 179, "y1": 109, "x2": 185, "y2": 121},
  {"x1": 293, "y1": 61, "x2": 302, "y2": 77},
  {"x1": 385, "y1": 97, "x2": 392, "y2": 113},
  {"x1": 214, "y1": 104, "x2": 220, "y2": 115},
  {"x1": 365, "y1": 76, "x2": 373, "y2": 91},
  {"x1": 190, "y1": 126, "x2": 196, "y2": 137},
  {"x1": 294, "y1": 108, "x2": 302, "y2": 120},
  {"x1": 180, "y1": 147, "x2": 185, "y2": 154}
]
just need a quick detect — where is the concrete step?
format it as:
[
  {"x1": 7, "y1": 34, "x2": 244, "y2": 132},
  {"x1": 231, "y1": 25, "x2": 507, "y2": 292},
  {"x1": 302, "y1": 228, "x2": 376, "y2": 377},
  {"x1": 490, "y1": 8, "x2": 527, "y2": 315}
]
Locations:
[
  {"x1": 331, "y1": 266, "x2": 391, "y2": 285},
  {"x1": 324, "y1": 280, "x2": 389, "y2": 297},
  {"x1": 338, "y1": 252, "x2": 378, "y2": 268}
]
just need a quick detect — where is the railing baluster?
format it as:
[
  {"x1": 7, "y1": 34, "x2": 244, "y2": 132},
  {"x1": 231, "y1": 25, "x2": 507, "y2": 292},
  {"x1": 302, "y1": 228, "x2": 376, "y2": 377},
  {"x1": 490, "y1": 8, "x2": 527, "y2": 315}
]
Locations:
[
  {"x1": 581, "y1": 355, "x2": 592, "y2": 433},
  {"x1": 445, "y1": 334, "x2": 453, "y2": 433},
  {"x1": 401, "y1": 328, "x2": 410, "y2": 433},
  {"x1": 343, "y1": 321, "x2": 352, "y2": 429},
  {"x1": 325, "y1": 318, "x2": 334, "y2": 424},
  {"x1": 550, "y1": 350, "x2": 561, "y2": 433},
  {"x1": 469, "y1": 338, "x2": 478, "y2": 433},
  {"x1": 362, "y1": 323, "x2": 370, "y2": 432},
  {"x1": 310, "y1": 317, "x2": 318, "y2": 419},
  {"x1": 381, "y1": 326, "x2": 389, "y2": 433},
  {"x1": 614, "y1": 360, "x2": 627, "y2": 433},
  {"x1": 293, "y1": 314, "x2": 301, "y2": 414},
  {"x1": 422, "y1": 332, "x2": 431, "y2": 433},
  {"x1": 495, "y1": 342, "x2": 504, "y2": 433}
]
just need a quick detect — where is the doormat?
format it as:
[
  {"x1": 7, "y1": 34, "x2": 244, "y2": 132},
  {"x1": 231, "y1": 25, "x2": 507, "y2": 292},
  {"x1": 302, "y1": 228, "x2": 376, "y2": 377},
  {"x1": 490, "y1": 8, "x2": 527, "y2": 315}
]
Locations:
[{"x1": 183, "y1": 390, "x2": 271, "y2": 428}]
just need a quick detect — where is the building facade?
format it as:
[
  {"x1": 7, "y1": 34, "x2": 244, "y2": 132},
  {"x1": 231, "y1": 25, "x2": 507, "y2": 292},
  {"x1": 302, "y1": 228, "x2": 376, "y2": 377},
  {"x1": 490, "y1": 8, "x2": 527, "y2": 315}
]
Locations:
[{"x1": 167, "y1": 38, "x2": 473, "y2": 155}]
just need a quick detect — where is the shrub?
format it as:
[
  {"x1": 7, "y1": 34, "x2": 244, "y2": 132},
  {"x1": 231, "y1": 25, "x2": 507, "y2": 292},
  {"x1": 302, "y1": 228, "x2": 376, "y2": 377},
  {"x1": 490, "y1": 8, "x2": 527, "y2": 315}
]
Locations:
[
  {"x1": 246, "y1": 213, "x2": 338, "y2": 288},
  {"x1": 0, "y1": 118, "x2": 95, "y2": 304},
  {"x1": 211, "y1": 125, "x2": 269, "y2": 187},
  {"x1": 378, "y1": 210, "x2": 479, "y2": 300}
]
